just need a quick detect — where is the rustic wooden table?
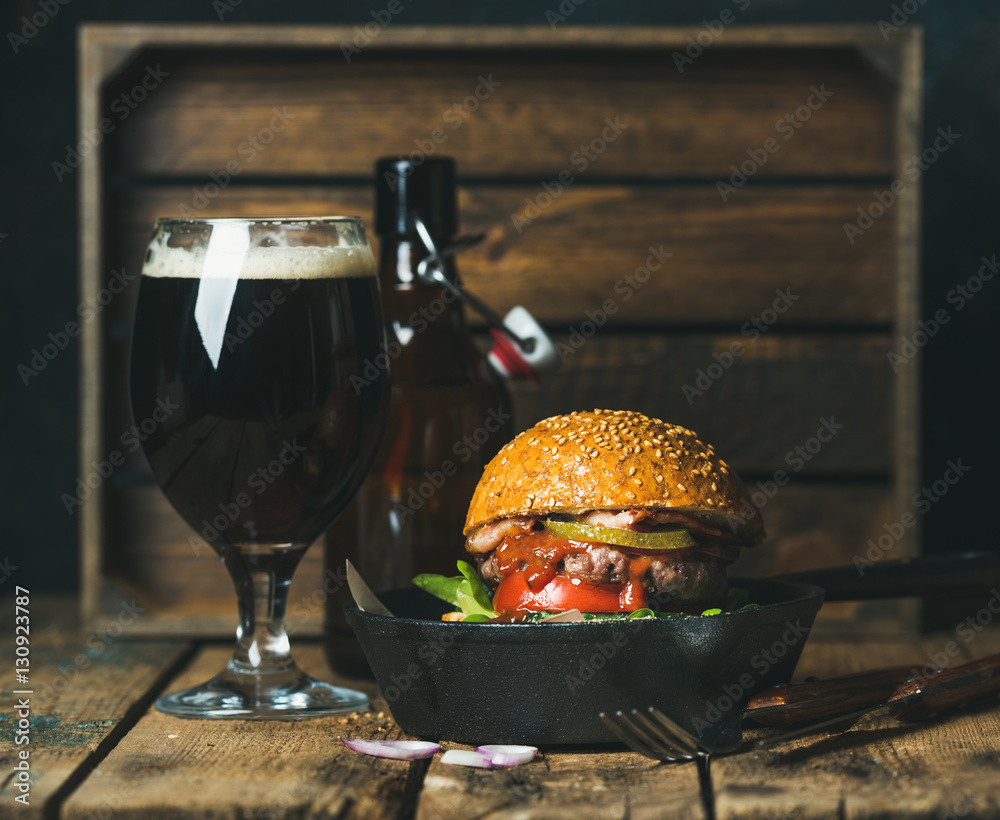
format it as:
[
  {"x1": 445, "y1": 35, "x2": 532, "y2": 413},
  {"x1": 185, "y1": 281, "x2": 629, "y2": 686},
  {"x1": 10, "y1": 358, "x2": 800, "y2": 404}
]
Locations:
[{"x1": 6, "y1": 598, "x2": 1000, "y2": 819}]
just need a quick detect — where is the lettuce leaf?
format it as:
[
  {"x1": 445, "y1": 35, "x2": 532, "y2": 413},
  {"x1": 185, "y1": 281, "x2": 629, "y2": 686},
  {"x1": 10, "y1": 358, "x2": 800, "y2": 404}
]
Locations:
[{"x1": 413, "y1": 561, "x2": 496, "y2": 619}]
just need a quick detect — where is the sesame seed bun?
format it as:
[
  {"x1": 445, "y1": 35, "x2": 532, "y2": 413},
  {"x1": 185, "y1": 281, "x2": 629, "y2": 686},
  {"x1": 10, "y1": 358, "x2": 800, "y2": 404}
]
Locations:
[{"x1": 463, "y1": 409, "x2": 764, "y2": 545}]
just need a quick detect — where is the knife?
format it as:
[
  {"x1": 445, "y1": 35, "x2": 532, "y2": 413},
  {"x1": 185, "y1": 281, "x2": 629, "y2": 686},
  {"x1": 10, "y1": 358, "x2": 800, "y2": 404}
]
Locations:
[
  {"x1": 745, "y1": 664, "x2": 920, "y2": 725},
  {"x1": 346, "y1": 560, "x2": 395, "y2": 618},
  {"x1": 755, "y1": 652, "x2": 1000, "y2": 747}
]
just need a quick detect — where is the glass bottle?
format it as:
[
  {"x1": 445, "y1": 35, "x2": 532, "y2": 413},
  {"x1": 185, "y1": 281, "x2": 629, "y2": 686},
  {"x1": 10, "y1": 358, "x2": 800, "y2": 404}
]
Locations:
[{"x1": 324, "y1": 157, "x2": 514, "y2": 676}]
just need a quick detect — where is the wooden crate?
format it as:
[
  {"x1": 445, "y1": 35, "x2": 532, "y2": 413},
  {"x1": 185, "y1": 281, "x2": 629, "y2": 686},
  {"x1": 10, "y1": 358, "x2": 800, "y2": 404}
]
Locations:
[{"x1": 79, "y1": 24, "x2": 921, "y2": 635}]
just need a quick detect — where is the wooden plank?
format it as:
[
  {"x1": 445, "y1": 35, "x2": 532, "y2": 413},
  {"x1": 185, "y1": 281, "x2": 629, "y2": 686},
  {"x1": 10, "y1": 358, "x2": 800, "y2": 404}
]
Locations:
[
  {"x1": 80, "y1": 23, "x2": 907, "y2": 52},
  {"x1": 890, "y1": 28, "x2": 924, "y2": 638},
  {"x1": 0, "y1": 628, "x2": 191, "y2": 819},
  {"x1": 711, "y1": 634, "x2": 1000, "y2": 820},
  {"x1": 79, "y1": 18, "x2": 111, "y2": 638},
  {"x1": 112, "y1": 184, "x2": 895, "y2": 325},
  {"x1": 510, "y1": 334, "x2": 893, "y2": 475},
  {"x1": 107, "y1": 46, "x2": 893, "y2": 178},
  {"x1": 62, "y1": 645, "x2": 416, "y2": 820},
  {"x1": 417, "y1": 748, "x2": 705, "y2": 820}
]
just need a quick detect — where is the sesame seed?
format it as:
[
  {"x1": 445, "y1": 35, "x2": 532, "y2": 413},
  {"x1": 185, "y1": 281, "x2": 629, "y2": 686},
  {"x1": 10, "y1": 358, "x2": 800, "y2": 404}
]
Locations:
[
  {"x1": 541, "y1": 446, "x2": 549, "y2": 453},
  {"x1": 632, "y1": 478, "x2": 642, "y2": 486},
  {"x1": 628, "y1": 466, "x2": 636, "y2": 476},
  {"x1": 525, "y1": 496, "x2": 534, "y2": 508},
  {"x1": 548, "y1": 497, "x2": 556, "y2": 506},
  {"x1": 711, "y1": 482, "x2": 717, "y2": 491},
  {"x1": 669, "y1": 452, "x2": 678, "y2": 459},
  {"x1": 551, "y1": 447, "x2": 558, "y2": 456},
  {"x1": 575, "y1": 455, "x2": 582, "y2": 462},
  {"x1": 677, "y1": 483, "x2": 686, "y2": 492},
  {"x1": 655, "y1": 474, "x2": 664, "y2": 483},
  {"x1": 655, "y1": 449, "x2": 662, "y2": 458},
  {"x1": 626, "y1": 490, "x2": 636, "y2": 500}
]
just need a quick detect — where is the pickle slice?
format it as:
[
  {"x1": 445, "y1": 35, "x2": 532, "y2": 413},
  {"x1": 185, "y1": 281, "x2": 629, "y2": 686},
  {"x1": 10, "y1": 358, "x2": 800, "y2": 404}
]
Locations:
[{"x1": 543, "y1": 519, "x2": 696, "y2": 550}]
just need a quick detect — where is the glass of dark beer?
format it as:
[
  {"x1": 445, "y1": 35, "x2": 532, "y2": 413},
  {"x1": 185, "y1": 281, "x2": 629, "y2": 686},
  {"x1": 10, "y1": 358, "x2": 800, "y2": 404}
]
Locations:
[{"x1": 129, "y1": 217, "x2": 388, "y2": 718}]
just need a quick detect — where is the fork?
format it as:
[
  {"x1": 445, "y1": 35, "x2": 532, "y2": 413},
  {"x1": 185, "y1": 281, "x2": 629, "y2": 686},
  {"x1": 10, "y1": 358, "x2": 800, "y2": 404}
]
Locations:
[
  {"x1": 601, "y1": 652, "x2": 1000, "y2": 762},
  {"x1": 599, "y1": 707, "x2": 732, "y2": 761}
]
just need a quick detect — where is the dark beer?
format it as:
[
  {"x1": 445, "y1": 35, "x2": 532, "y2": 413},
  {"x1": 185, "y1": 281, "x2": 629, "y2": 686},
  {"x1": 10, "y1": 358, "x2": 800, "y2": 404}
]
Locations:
[{"x1": 130, "y1": 251, "x2": 388, "y2": 550}]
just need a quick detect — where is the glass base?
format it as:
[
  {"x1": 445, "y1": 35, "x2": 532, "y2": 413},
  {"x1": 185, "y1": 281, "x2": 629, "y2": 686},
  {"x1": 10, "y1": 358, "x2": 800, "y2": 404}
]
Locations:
[{"x1": 156, "y1": 672, "x2": 369, "y2": 720}]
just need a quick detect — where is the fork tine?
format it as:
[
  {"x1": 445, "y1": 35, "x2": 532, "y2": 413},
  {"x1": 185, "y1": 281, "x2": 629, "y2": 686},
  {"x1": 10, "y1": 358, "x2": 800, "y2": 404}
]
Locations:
[
  {"x1": 599, "y1": 712, "x2": 661, "y2": 758},
  {"x1": 618, "y1": 710, "x2": 691, "y2": 759},
  {"x1": 633, "y1": 708, "x2": 706, "y2": 758},
  {"x1": 599, "y1": 711, "x2": 688, "y2": 762},
  {"x1": 645, "y1": 707, "x2": 709, "y2": 757}
]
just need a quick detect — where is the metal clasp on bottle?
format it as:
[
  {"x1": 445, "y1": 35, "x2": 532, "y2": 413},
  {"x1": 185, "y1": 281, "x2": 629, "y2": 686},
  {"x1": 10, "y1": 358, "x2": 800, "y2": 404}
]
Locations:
[{"x1": 411, "y1": 215, "x2": 558, "y2": 379}]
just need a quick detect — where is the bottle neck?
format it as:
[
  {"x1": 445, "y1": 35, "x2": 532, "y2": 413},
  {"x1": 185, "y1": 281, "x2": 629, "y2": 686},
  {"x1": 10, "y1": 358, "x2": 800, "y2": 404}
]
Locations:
[
  {"x1": 374, "y1": 234, "x2": 506, "y2": 388},
  {"x1": 377, "y1": 235, "x2": 460, "y2": 289}
]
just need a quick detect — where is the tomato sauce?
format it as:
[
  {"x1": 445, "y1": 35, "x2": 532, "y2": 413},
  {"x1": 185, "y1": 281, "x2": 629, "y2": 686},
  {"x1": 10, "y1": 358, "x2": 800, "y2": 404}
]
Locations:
[{"x1": 492, "y1": 531, "x2": 656, "y2": 612}]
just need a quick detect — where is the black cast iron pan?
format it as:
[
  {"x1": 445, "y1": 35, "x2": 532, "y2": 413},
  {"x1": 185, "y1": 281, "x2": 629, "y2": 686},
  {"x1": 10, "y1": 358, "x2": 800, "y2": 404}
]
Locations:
[{"x1": 344, "y1": 552, "x2": 1000, "y2": 747}]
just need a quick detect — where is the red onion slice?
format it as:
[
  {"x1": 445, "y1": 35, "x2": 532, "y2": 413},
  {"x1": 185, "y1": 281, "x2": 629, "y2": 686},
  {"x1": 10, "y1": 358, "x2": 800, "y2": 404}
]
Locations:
[
  {"x1": 341, "y1": 738, "x2": 441, "y2": 760},
  {"x1": 476, "y1": 744, "x2": 538, "y2": 766},
  {"x1": 440, "y1": 749, "x2": 494, "y2": 768}
]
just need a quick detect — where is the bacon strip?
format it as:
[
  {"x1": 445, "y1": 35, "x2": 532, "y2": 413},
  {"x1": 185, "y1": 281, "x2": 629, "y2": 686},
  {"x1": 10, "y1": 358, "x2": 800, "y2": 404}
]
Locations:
[
  {"x1": 579, "y1": 509, "x2": 649, "y2": 529},
  {"x1": 465, "y1": 516, "x2": 536, "y2": 554},
  {"x1": 581, "y1": 508, "x2": 740, "y2": 543},
  {"x1": 646, "y1": 510, "x2": 739, "y2": 542}
]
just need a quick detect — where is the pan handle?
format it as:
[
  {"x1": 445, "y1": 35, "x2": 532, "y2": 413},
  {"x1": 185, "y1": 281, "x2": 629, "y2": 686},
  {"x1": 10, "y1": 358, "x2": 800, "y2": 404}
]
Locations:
[{"x1": 769, "y1": 552, "x2": 1000, "y2": 601}]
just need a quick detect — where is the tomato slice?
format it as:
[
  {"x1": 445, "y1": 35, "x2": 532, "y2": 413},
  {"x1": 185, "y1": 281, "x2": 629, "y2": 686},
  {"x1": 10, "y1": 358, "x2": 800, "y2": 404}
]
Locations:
[{"x1": 493, "y1": 571, "x2": 647, "y2": 614}]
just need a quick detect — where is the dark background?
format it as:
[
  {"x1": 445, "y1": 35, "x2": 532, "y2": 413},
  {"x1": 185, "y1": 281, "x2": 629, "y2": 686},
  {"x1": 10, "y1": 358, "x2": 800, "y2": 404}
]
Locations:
[{"x1": 3, "y1": 1, "x2": 997, "y2": 599}]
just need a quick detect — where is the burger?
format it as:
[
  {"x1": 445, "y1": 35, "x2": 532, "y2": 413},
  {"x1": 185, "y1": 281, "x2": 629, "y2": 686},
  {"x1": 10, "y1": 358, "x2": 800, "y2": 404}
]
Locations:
[{"x1": 462, "y1": 409, "x2": 764, "y2": 617}]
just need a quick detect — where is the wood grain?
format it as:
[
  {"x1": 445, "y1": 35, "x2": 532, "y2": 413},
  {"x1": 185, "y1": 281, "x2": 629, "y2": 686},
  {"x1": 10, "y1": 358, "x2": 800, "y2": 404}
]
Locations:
[
  {"x1": 417, "y1": 747, "x2": 705, "y2": 820},
  {"x1": 79, "y1": 23, "x2": 907, "y2": 52},
  {"x1": 890, "y1": 28, "x2": 924, "y2": 624},
  {"x1": 61, "y1": 645, "x2": 412, "y2": 820},
  {"x1": 0, "y1": 634, "x2": 191, "y2": 819},
  {"x1": 509, "y1": 333, "x2": 893, "y2": 475},
  {"x1": 711, "y1": 634, "x2": 1000, "y2": 820},
  {"x1": 111, "y1": 183, "x2": 896, "y2": 325},
  {"x1": 106, "y1": 46, "x2": 893, "y2": 178}
]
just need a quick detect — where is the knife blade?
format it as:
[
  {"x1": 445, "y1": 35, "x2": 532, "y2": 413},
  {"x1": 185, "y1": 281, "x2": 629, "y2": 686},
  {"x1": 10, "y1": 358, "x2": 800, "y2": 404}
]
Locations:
[{"x1": 346, "y1": 560, "x2": 395, "y2": 618}]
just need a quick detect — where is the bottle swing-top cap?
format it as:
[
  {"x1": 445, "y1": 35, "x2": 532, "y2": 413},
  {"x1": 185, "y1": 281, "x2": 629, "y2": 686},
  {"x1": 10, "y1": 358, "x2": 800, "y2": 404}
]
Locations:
[{"x1": 374, "y1": 156, "x2": 558, "y2": 380}]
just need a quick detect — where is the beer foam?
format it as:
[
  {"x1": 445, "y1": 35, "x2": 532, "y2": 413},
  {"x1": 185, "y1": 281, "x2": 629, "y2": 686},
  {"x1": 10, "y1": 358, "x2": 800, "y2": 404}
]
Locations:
[{"x1": 142, "y1": 232, "x2": 375, "y2": 280}]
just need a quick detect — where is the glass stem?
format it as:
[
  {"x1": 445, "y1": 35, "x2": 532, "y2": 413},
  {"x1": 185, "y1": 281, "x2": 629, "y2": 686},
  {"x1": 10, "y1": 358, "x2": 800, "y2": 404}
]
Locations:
[{"x1": 218, "y1": 543, "x2": 309, "y2": 697}]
